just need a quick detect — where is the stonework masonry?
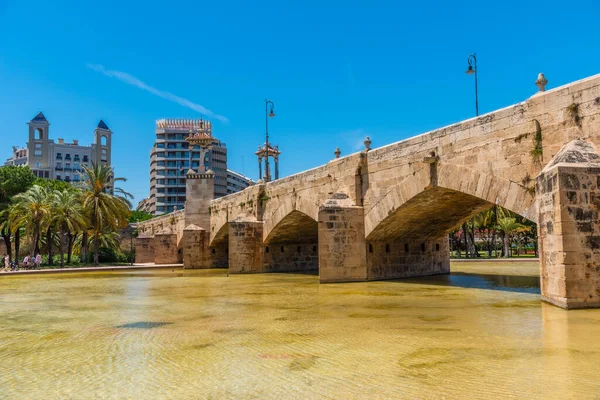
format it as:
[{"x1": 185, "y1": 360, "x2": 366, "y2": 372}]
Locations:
[
  {"x1": 137, "y1": 73, "x2": 600, "y2": 309},
  {"x1": 537, "y1": 140, "x2": 600, "y2": 309},
  {"x1": 135, "y1": 236, "x2": 155, "y2": 263}
]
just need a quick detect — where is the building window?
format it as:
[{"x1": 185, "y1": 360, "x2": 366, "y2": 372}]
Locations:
[
  {"x1": 56, "y1": 153, "x2": 62, "y2": 159},
  {"x1": 83, "y1": 155, "x2": 89, "y2": 162},
  {"x1": 34, "y1": 162, "x2": 41, "y2": 168},
  {"x1": 65, "y1": 153, "x2": 71, "y2": 160},
  {"x1": 57, "y1": 175, "x2": 61, "y2": 181}
]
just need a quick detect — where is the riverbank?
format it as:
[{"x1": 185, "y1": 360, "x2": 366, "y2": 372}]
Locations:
[
  {"x1": 0, "y1": 263, "x2": 183, "y2": 276},
  {"x1": 451, "y1": 258, "x2": 539, "y2": 263}
]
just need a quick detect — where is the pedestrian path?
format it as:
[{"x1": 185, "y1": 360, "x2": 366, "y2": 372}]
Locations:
[{"x1": 0, "y1": 263, "x2": 183, "y2": 276}]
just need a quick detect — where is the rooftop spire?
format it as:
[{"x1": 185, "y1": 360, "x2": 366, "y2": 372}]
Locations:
[
  {"x1": 97, "y1": 120, "x2": 109, "y2": 130},
  {"x1": 31, "y1": 112, "x2": 48, "y2": 123}
]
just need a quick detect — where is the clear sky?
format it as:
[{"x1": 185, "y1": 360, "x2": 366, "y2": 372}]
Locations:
[{"x1": 1, "y1": 0, "x2": 599, "y2": 205}]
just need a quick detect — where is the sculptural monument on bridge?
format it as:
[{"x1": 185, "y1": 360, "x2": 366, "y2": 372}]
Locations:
[{"x1": 137, "y1": 73, "x2": 600, "y2": 310}]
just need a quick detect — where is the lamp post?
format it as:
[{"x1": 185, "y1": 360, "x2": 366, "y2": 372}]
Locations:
[
  {"x1": 264, "y1": 99, "x2": 275, "y2": 181},
  {"x1": 465, "y1": 53, "x2": 478, "y2": 116}
]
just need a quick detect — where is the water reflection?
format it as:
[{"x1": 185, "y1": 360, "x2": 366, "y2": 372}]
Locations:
[{"x1": 0, "y1": 261, "x2": 599, "y2": 399}]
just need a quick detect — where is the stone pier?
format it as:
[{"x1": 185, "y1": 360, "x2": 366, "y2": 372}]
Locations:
[
  {"x1": 537, "y1": 140, "x2": 600, "y2": 309},
  {"x1": 228, "y1": 217, "x2": 264, "y2": 274}
]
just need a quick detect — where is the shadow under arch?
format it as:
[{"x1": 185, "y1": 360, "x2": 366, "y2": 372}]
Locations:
[
  {"x1": 262, "y1": 209, "x2": 319, "y2": 273},
  {"x1": 209, "y1": 223, "x2": 229, "y2": 268},
  {"x1": 364, "y1": 165, "x2": 536, "y2": 240},
  {"x1": 262, "y1": 195, "x2": 319, "y2": 243}
]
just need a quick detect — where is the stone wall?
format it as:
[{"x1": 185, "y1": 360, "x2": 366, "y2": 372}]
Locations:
[
  {"x1": 182, "y1": 226, "x2": 209, "y2": 269},
  {"x1": 537, "y1": 140, "x2": 600, "y2": 309},
  {"x1": 263, "y1": 242, "x2": 318, "y2": 272},
  {"x1": 366, "y1": 237, "x2": 450, "y2": 280},
  {"x1": 135, "y1": 236, "x2": 155, "y2": 263},
  {"x1": 154, "y1": 233, "x2": 181, "y2": 264},
  {"x1": 137, "y1": 210, "x2": 185, "y2": 239},
  {"x1": 228, "y1": 219, "x2": 264, "y2": 273},
  {"x1": 210, "y1": 242, "x2": 228, "y2": 268}
]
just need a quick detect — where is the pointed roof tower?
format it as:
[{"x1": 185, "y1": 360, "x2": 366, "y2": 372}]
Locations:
[
  {"x1": 31, "y1": 112, "x2": 48, "y2": 123},
  {"x1": 97, "y1": 120, "x2": 109, "y2": 130}
]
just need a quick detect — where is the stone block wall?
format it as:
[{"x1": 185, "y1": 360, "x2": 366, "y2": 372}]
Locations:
[
  {"x1": 135, "y1": 236, "x2": 155, "y2": 263},
  {"x1": 182, "y1": 226, "x2": 209, "y2": 269},
  {"x1": 210, "y1": 243, "x2": 228, "y2": 268},
  {"x1": 185, "y1": 173, "x2": 214, "y2": 230},
  {"x1": 263, "y1": 242, "x2": 318, "y2": 272},
  {"x1": 154, "y1": 233, "x2": 181, "y2": 264},
  {"x1": 318, "y1": 196, "x2": 368, "y2": 283},
  {"x1": 137, "y1": 210, "x2": 185, "y2": 239},
  {"x1": 229, "y1": 220, "x2": 264, "y2": 273},
  {"x1": 538, "y1": 163, "x2": 600, "y2": 308},
  {"x1": 366, "y1": 236, "x2": 450, "y2": 280}
]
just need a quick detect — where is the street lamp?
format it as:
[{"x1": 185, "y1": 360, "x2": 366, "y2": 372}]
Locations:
[
  {"x1": 465, "y1": 53, "x2": 478, "y2": 116},
  {"x1": 264, "y1": 99, "x2": 275, "y2": 181}
]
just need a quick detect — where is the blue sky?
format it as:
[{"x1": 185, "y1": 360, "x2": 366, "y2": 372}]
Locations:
[{"x1": 1, "y1": 0, "x2": 599, "y2": 205}]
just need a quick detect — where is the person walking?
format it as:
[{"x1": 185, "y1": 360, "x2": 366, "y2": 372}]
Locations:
[
  {"x1": 2, "y1": 254, "x2": 10, "y2": 272},
  {"x1": 22, "y1": 255, "x2": 29, "y2": 269},
  {"x1": 35, "y1": 253, "x2": 42, "y2": 269}
]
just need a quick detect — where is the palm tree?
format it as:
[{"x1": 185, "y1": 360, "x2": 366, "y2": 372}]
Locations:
[
  {"x1": 474, "y1": 207, "x2": 496, "y2": 257},
  {"x1": 80, "y1": 163, "x2": 132, "y2": 265},
  {"x1": 50, "y1": 189, "x2": 86, "y2": 267},
  {"x1": 496, "y1": 208, "x2": 527, "y2": 258},
  {"x1": 9, "y1": 185, "x2": 51, "y2": 258}
]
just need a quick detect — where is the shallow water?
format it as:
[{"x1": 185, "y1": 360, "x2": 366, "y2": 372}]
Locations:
[{"x1": 1, "y1": 261, "x2": 599, "y2": 399}]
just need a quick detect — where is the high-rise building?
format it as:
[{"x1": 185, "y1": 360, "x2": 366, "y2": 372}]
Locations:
[
  {"x1": 4, "y1": 112, "x2": 112, "y2": 184},
  {"x1": 227, "y1": 169, "x2": 253, "y2": 194},
  {"x1": 148, "y1": 118, "x2": 252, "y2": 215}
]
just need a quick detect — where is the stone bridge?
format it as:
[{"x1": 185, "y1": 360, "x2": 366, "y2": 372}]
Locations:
[{"x1": 138, "y1": 74, "x2": 600, "y2": 309}]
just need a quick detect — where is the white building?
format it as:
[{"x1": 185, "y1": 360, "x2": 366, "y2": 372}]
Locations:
[{"x1": 5, "y1": 112, "x2": 112, "y2": 184}]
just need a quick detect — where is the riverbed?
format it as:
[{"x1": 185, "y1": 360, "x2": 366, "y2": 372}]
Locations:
[{"x1": 1, "y1": 261, "x2": 599, "y2": 399}]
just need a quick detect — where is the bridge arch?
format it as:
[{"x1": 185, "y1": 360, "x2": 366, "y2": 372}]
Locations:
[
  {"x1": 364, "y1": 164, "x2": 536, "y2": 240},
  {"x1": 262, "y1": 208, "x2": 319, "y2": 273},
  {"x1": 263, "y1": 195, "x2": 319, "y2": 243}
]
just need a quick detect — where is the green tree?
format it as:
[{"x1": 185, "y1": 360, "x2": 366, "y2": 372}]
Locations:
[
  {"x1": 80, "y1": 163, "x2": 132, "y2": 265},
  {"x1": 33, "y1": 178, "x2": 76, "y2": 193},
  {"x1": 9, "y1": 185, "x2": 51, "y2": 258},
  {"x1": 50, "y1": 189, "x2": 86, "y2": 267},
  {"x1": 474, "y1": 207, "x2": 497, "y2": 257},
  {"x1": 129, "y1": 210, "x2": 153, "y2": 223},
  {"x1": 496, "y1": 208, "x2": 527, "y2": 258},
  {"x1": 0, "y1": 165, "x2": 36, "y2": 261}
]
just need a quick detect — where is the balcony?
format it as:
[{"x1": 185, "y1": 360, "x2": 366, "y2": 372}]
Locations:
[{"x1": 55, "y1": 166, "x2": 63, "y2": 170}]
